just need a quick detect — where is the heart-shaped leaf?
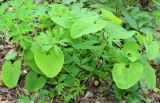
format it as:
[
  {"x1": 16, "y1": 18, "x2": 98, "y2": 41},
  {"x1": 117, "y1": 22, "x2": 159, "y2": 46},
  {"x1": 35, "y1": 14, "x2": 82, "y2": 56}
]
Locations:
[
  {"x1": 2, "y1": 59, "x2": 21, "y2": 88},
  {"x1": 34, "y1": 47, "x2": 64, "y2": 78},
  {"x1": 112, "y1": 62, "x2": 143, "y2": 89},
  {"x1": 25, "y1": 71, "x2": 47, "y2": 92}
]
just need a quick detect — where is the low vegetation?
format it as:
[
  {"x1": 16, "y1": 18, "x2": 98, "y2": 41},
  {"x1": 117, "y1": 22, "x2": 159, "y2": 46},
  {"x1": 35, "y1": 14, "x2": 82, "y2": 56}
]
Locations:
[{"x1": 0, "y1": 0, "x2": 160, "y2": 102}]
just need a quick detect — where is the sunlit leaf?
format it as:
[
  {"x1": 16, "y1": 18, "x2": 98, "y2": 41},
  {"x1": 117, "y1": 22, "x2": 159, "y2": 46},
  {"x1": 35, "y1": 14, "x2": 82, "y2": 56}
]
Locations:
[
  {"x1": 112, "y1": 62, "x2": 143, "y2": 89},
  {"x1": 71, "y1": 16, "x2": 107, "y2": 39},
  {"x1": 101, "y1": 8, "x2": 122, "y2": 24},
  {"x1": 34, "y1": 47, "x2": 64, "y2": 78},
  {"x1": 2, "y1": 59, "x2": 21, "y2": 88}
]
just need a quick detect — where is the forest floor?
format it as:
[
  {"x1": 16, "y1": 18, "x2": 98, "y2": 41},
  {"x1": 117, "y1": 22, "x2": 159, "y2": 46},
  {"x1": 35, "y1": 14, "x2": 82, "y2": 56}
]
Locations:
[
  {"x1": 0, "y1": 38, "x2": 160, "y2": 103},
  {"x1": 0, "y1": 0, "x2": 160, "y2": 102}
]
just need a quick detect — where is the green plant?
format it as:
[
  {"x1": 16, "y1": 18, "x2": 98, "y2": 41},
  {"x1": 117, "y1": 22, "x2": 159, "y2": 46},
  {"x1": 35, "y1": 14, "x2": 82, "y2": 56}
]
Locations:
[
  {"x1": 2, "y1": 59, "x2": 21, "y2": 88},
  {"x1": 0, "y1": 0, "x2": 159, "y2": 102}
]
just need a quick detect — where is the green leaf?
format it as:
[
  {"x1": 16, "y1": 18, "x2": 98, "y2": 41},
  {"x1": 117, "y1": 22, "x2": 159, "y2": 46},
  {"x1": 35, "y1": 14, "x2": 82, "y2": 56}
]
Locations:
[
  {"x1": 25, "y1": 71, "x2": 47, "y2": 92},
  {"x1": 72, "y1": 56, "x2": 81, "y2": 66},
  {"x1": 118, "y1": 0, "x2": 137, "y2": 29},
  {"x1": 50, "y1": 4, "x2": 74, "y2": 28},
  {"x1": 122, "y1": 40, "x2": 141, "y2": 62},
  {"x1": 27, "y1": 59, "x2": 43, "y2": 74},
  {"x1": 82, "y1": 65, "x2": 95, "y2": 72},
  {"x1": 34, "y1": 47, "x2": 64, "y2": 78},
  {"x1": 112, "y1": 62, "x2": 143, "y2": 89},
  {"x1": 51, "y1": 15, "x2": 74, "y2": 28},
  {"x1": 64, "y1": 76, "x2": 75, "y2": 87},
  {"x1": 135, "y1": 33, "x2": 145, "y2": 45},
  {"x1": 39, "y1": 90, "x2": 49, "y2": 95},
  {"x1": 145, "y1": 41, "x2": 159, "y2": 60},
  {"x1": 33, "y1": 32, "x2": 55, "y2": 52},
  {"x1": 56, "y1": 83, "x2": 65, "y2": 95},
  {"x1": 62, "y1": 0, "x2": 76, "y2": 4},
  {"x1": 2, "y1": 59, "x2": 21, "y2": 88},
  {"x1": 10, "y1": 0, "x2": 23, "y2": 9},
  {"x1": 105, "y1": 21, "x2": 136, "y2": 39},
  {"x1": 72, "y1": 40, "x2": 100, "y2": 49},
  {"x1": 101, "y1": 8, "x2": 122, "y2": 24},
  {"x1": 114, "y1": 86, "x2": 124, "y2": 100},
  {"x1": 5, "y1": 52, "x2": 17, "y2": 60},
  {"x1": 146, "y1": 33, "x2": 153, "y2": 43},
  {"x1": 140, "y1": 27, "x2": 157, "y2": 36},
  {"x1": 64, "y1": 67, "x2": 79, "y2": 77},
  {"x1": 50, "y1": 4, "x2": 66, "y2": 16},
  {"x1": 105, "y1": 47, "x2": 129, "y2": 63},
  {"x1": 126, "y1": 98, "x2": 140, "y2": 103},
  {"x1": 17, "y1": 95, "x2": 32, "y2": 103},
  {"x1": 64, "y1": 94, "x2": 74, "y2": 103},
  {"x1": 94, "y1": 70, "x2": 108, "y2": 80},
  {"x1": 141, "y1": 63, "x2": 157, "y2": 91},
  {"x1": 71, "y1": 16, "x2": 107, "y2": 39},
  {"x1": 0, "y1": 3, "x2": 9, "y2": 14}
]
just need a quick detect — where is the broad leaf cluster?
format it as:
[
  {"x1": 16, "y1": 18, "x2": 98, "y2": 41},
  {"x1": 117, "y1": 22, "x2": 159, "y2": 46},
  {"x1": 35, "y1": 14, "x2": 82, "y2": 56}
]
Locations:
[{"x1": 0, "y1": 0, "x2": 160, "y2": 102}]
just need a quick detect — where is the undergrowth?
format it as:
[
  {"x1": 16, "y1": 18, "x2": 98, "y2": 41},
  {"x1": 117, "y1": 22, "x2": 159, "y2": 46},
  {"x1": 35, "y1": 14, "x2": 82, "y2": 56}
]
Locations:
[{"x1": 0, "y1": 0, "x2": 160, "y2": 102}]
